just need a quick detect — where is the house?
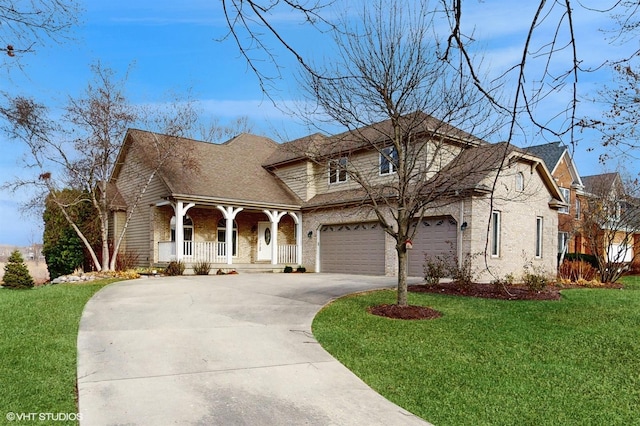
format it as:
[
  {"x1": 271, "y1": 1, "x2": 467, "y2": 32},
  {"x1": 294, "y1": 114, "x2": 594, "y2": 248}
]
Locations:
[
  {"x1": 109, "y1": 114, "x2": 566, "y2": 282},
  {"x1": 526, "y1": 141, "x2": 640, "y2": 273},
  {"x1": 525, "y1": 142, "x2": 587, "y2": 258},
  {"x1": 581, "y1": 172, "x2": 640, "y2": 271}
]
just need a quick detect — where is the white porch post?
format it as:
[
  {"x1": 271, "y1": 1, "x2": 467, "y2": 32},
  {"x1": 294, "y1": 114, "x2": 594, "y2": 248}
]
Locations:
[
  {"x1": 173, "y1": 201, "x2": 194, "y2": 261},
  {"x1": 289, "y1": 212, "x2": 302, "y2": 265},
  {"x1": 264, "y1": 209, "x2": 286, "y2": 265},
  {"x1": 217, "y1": 205, "x2": 243, "y2": 265}
]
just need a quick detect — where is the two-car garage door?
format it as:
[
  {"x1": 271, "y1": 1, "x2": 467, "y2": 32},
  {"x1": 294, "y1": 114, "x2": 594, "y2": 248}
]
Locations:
[{"x1": 319, "y1": 216, "x2": 457, "y2": 276}]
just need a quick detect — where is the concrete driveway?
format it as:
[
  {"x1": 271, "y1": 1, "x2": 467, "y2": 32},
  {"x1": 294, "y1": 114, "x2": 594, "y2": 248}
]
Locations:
[{"x1": 77, "y1": 273, "x2": 431, "y2": 425}]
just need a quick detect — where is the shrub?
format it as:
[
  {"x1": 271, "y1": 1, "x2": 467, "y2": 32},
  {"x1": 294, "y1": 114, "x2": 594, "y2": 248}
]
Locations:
[
  {"x1": 296, "y1": 266, "x2": 306, "y2": 273},
  {"x1": 2, "y1": 250, "x2": 34, "y2": 289},
  {"x1": 491, "y1": 273, "x2": 515, "y2": 293},
  {"x1": 165, "y1": 261, "x2": 185, "y2": 276},
  {"x1": 423, "y1": 254, "x2": 450, "y2": 286},
  {"x1": 115, "y1": 250, "x2": 140, "y2": 272},
  {"x1": 562, "y1": 253, "x2": 599, "y2": 269},
  {"x1": 450, "y1": 252, "x2": 478, "y2": 289},
  {"x1": 193, "y1": 261, "x2": 211, "y2": 275},
  {"x1": 558, "y1": 260, "x2": 598, "y2": 283},
  {"x1": 523, "y1": 272, "x2": 549, "y2": 292},
  {"x1": 284, "y1": 266, "x2": 293, "y2": 273}
]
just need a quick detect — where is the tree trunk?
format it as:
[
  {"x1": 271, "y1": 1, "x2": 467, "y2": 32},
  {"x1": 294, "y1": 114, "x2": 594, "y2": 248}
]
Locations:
[{"x1": 397, "y1": 244, "x2": 408, "y2": 306}]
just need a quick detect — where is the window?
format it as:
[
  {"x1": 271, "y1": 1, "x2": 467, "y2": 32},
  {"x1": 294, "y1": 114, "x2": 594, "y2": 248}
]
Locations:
[
  {"x1": 380, "y1": 146, "x2": 399, "y2": 175},
  {"x1": 329, "y1": 157, "x2": 348, "y2": 184},
  {"x1": 217, "y1": 218, "x2": 238, "y2": 257},
  {"x1": 515, "y1": 172, "x2": 524, "y2": 191},
  {"x1": 558, "y1": 232, "x2": 568, "y2": 254},
  {"x1": 575, "y1": 198, "x2": 581, "y2": 219},
  {"x1": 536, "y1": 216, "x2": 544, "y2": 258},
  {"x1": 559, "y1": 187, "x2": 570, "y2": 214},
  {"x1": 491, "y1": 211, "x2": 501, "y2": 257}
]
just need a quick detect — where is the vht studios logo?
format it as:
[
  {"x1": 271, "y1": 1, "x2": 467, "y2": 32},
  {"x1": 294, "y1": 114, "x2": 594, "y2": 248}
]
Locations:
[{"x1": 6, "y1": 412, "x2": 83, "y2": 422}]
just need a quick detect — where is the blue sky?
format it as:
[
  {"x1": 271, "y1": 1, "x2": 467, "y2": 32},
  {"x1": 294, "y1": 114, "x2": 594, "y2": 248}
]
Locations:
[{"x1": 0, "y1": 0, "x2": 636, "y2": 246}]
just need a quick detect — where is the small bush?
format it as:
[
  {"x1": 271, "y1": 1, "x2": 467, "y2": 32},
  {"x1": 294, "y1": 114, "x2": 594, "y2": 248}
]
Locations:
[
  {"x1": 423, "y1": 254, "x2": 450, "y2": 286},
  {"x1": 2, "y1": 250, "x2": 34, "y2": 289},
  {"x1": 450, "y1": 252, "x2": 478, "y2": 289},
  {"x1": 491, "y1": 273, "x2": 515, "y2": 293},
  {"x1": 165, "y1": 261, "x2": 185, "y2": 276},
  {"x1": 115, "y1": 250, "x2": 140, "y2": 272},
  {"x1": 284, "y1": 266, "x2": 293, "y2": 273},
  {"x1": 523, "y1": 272, "x2": 549, "y2": 292},
  {"x1": 558, "y1": 260, "x2": 598, "y2": 282},
  {"x1": 296, "y1": 266, "x2": 306, "y2": 273},
  {"x1": 193, "y1": 261, "x2": 211, "y2": 275},
  {"x1": 561, "y1": 253, "x2": 599, "y2": 269}
]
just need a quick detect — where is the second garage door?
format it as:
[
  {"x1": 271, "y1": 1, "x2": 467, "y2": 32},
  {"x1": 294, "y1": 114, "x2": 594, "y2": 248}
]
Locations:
[
  {"x1": 408, "y1": 216, "x2": 458, "y2": 277},
  {"x1": 319, "y1": 222, "x2": 386, "y2": 275}
]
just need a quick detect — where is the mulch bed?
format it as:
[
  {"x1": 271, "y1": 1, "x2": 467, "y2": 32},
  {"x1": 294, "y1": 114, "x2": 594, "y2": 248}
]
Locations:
[
  {"x1": 368, "y1": 304, "x2": 443, "y2": 320},
  {"x1": 369, "y1": 281, "x2": 624, "y2": 320}
]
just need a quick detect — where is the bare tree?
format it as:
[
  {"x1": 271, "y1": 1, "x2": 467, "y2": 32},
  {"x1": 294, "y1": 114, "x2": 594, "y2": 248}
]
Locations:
[
  {"x1": 291, "y1": 0, "x2": 509, "y2": 306},
  {"x1": 580, "y1": 172, "x2": 640, "y2": 283},
  {"x1": 581, "y1": 63, "x2": 640, "y2": 164},
  {"x1": 0, "y1": 62, "x2": 200, "y2": 271},
  {"x1": 1, "y1": 0, "x2": 80, "y2": 64},
  {"x1": 196, "y1": 115, "x2": 254, "y2": 143}
]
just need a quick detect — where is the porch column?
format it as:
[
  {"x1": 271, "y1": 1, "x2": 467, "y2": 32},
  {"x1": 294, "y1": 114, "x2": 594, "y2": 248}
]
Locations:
[
  {"x1": 289, "y1": 212, "x2": 302, "y2": 266},
  {"x1": 173, "y1": 201, "x2": 194, "y2": 261},
  {"x1": 217, "y1": 205, "x2": 243, "y2": 265},
  {"x1": 264, "y1": 209, "x2": 286, "y2": 265}
]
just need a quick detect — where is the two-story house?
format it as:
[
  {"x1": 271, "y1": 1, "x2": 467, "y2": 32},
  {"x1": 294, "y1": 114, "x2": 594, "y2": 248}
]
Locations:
[
  {"x1": 109, "y1": 114, "x2": 565, "y2": 281},
  {"x1": 526, "y1": 142, "x2": 587, "y2": 259}
]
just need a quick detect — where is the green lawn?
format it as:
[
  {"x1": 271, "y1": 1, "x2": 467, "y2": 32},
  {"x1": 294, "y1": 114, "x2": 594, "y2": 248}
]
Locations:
[
  {"x1": 0, "y1": 281, "x2": 114, "y2": 421},
  {"x1": 313, "y1": 279, "x2": 640, "y2": 426}
]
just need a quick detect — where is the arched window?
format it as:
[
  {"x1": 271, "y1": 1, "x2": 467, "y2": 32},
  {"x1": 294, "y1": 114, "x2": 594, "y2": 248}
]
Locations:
[
  {"x1": 170, "y1": 215, "x2": 193, "y2": 242},
  {"x1": 217, "y1": 218, "x2": 238, "y2": 257}
]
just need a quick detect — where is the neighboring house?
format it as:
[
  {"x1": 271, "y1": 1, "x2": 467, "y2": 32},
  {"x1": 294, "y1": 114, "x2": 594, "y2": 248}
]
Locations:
[
  {"x1": 109, "y1": 114, "x2": 566, "y2": 281},
  {"x1": 581, "y1": 172, "x2": 640, "y2": 271},
  {"x1": 526, "y1": 142, "x2": 587, "y2": 259}
]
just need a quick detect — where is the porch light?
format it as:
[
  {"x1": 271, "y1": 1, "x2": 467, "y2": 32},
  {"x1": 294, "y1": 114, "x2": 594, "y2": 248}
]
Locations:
[
  {"x1": 307, "y1": 231, "x2": 313, "y2": 238},
  {"x1": 460, "y1": 221, "x2": 468, "y2": 231}
]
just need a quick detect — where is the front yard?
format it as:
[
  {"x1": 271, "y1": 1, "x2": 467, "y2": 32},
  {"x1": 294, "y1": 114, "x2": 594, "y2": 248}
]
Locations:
[
  {"x1": 312, "y1": 275, "x2": 640, "y2": 425},
  {"x1": 0, "y1": 280, "x2": 115, "y2": 421}
]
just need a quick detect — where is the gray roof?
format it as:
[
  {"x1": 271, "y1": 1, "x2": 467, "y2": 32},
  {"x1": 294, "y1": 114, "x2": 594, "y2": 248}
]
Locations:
[
  {"x1": 120, "y1": 129, "x2": 302, "y2": 208},
  {"x1": 263, "y1": 111, "x2": 486, "y2": 167},
  {"x1": 525, "y1": 141, "x2": 566, "y2": 172}
]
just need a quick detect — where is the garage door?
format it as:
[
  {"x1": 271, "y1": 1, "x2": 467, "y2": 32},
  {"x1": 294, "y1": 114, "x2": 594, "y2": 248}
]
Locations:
[
  {"x1": 319, "y1": 222, "x2": 386, "y2": 275},
  {"x1": 408, "y1": 216, "x2": 458, "y2": 277}
]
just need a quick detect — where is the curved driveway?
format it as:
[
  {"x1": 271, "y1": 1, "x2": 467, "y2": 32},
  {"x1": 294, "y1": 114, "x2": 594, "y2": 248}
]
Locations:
[{"x1": 77, "y1": 273, "x2": 430, "y2": 425}]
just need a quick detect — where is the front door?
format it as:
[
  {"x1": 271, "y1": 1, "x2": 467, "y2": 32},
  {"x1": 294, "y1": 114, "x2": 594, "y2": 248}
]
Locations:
[{"x1": 257, "y1": 222, "x2": 272, "y2": 261}]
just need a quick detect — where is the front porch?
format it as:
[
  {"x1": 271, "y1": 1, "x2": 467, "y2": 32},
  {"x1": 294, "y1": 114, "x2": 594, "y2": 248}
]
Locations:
[
  {"x1": 152, "y1": 201, "x2": 303, "y2": 268},
  {"x1": 157, "y1": 241, "x2": 299, "y2": 265}
]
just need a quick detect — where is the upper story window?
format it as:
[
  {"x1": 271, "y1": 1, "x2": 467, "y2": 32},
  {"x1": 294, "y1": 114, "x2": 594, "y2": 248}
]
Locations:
[
  {"x1": 329, "y1": 157, "x2": 348, "y2": 184},
  {"x1": 575, "y1": 198, "x2": 581, "y2": 220},
  {"x1": 559, "y1": 187, "x2": 570, "y2": 214},
  {"x1": 380, "y1": 146, "x2": 399, "y2": 175},
  {"x1": 515, "y1": 172, "x2": 524, "y2": 191}
]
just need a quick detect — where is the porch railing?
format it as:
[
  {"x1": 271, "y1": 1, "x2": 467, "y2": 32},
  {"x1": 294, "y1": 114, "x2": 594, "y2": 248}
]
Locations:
[
  {"x1": 158, "y1": 241, "x2": 297, "y2": 264},
  {"x1": 278, "y1": 244, "x2": 298, "y2": 264}
]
